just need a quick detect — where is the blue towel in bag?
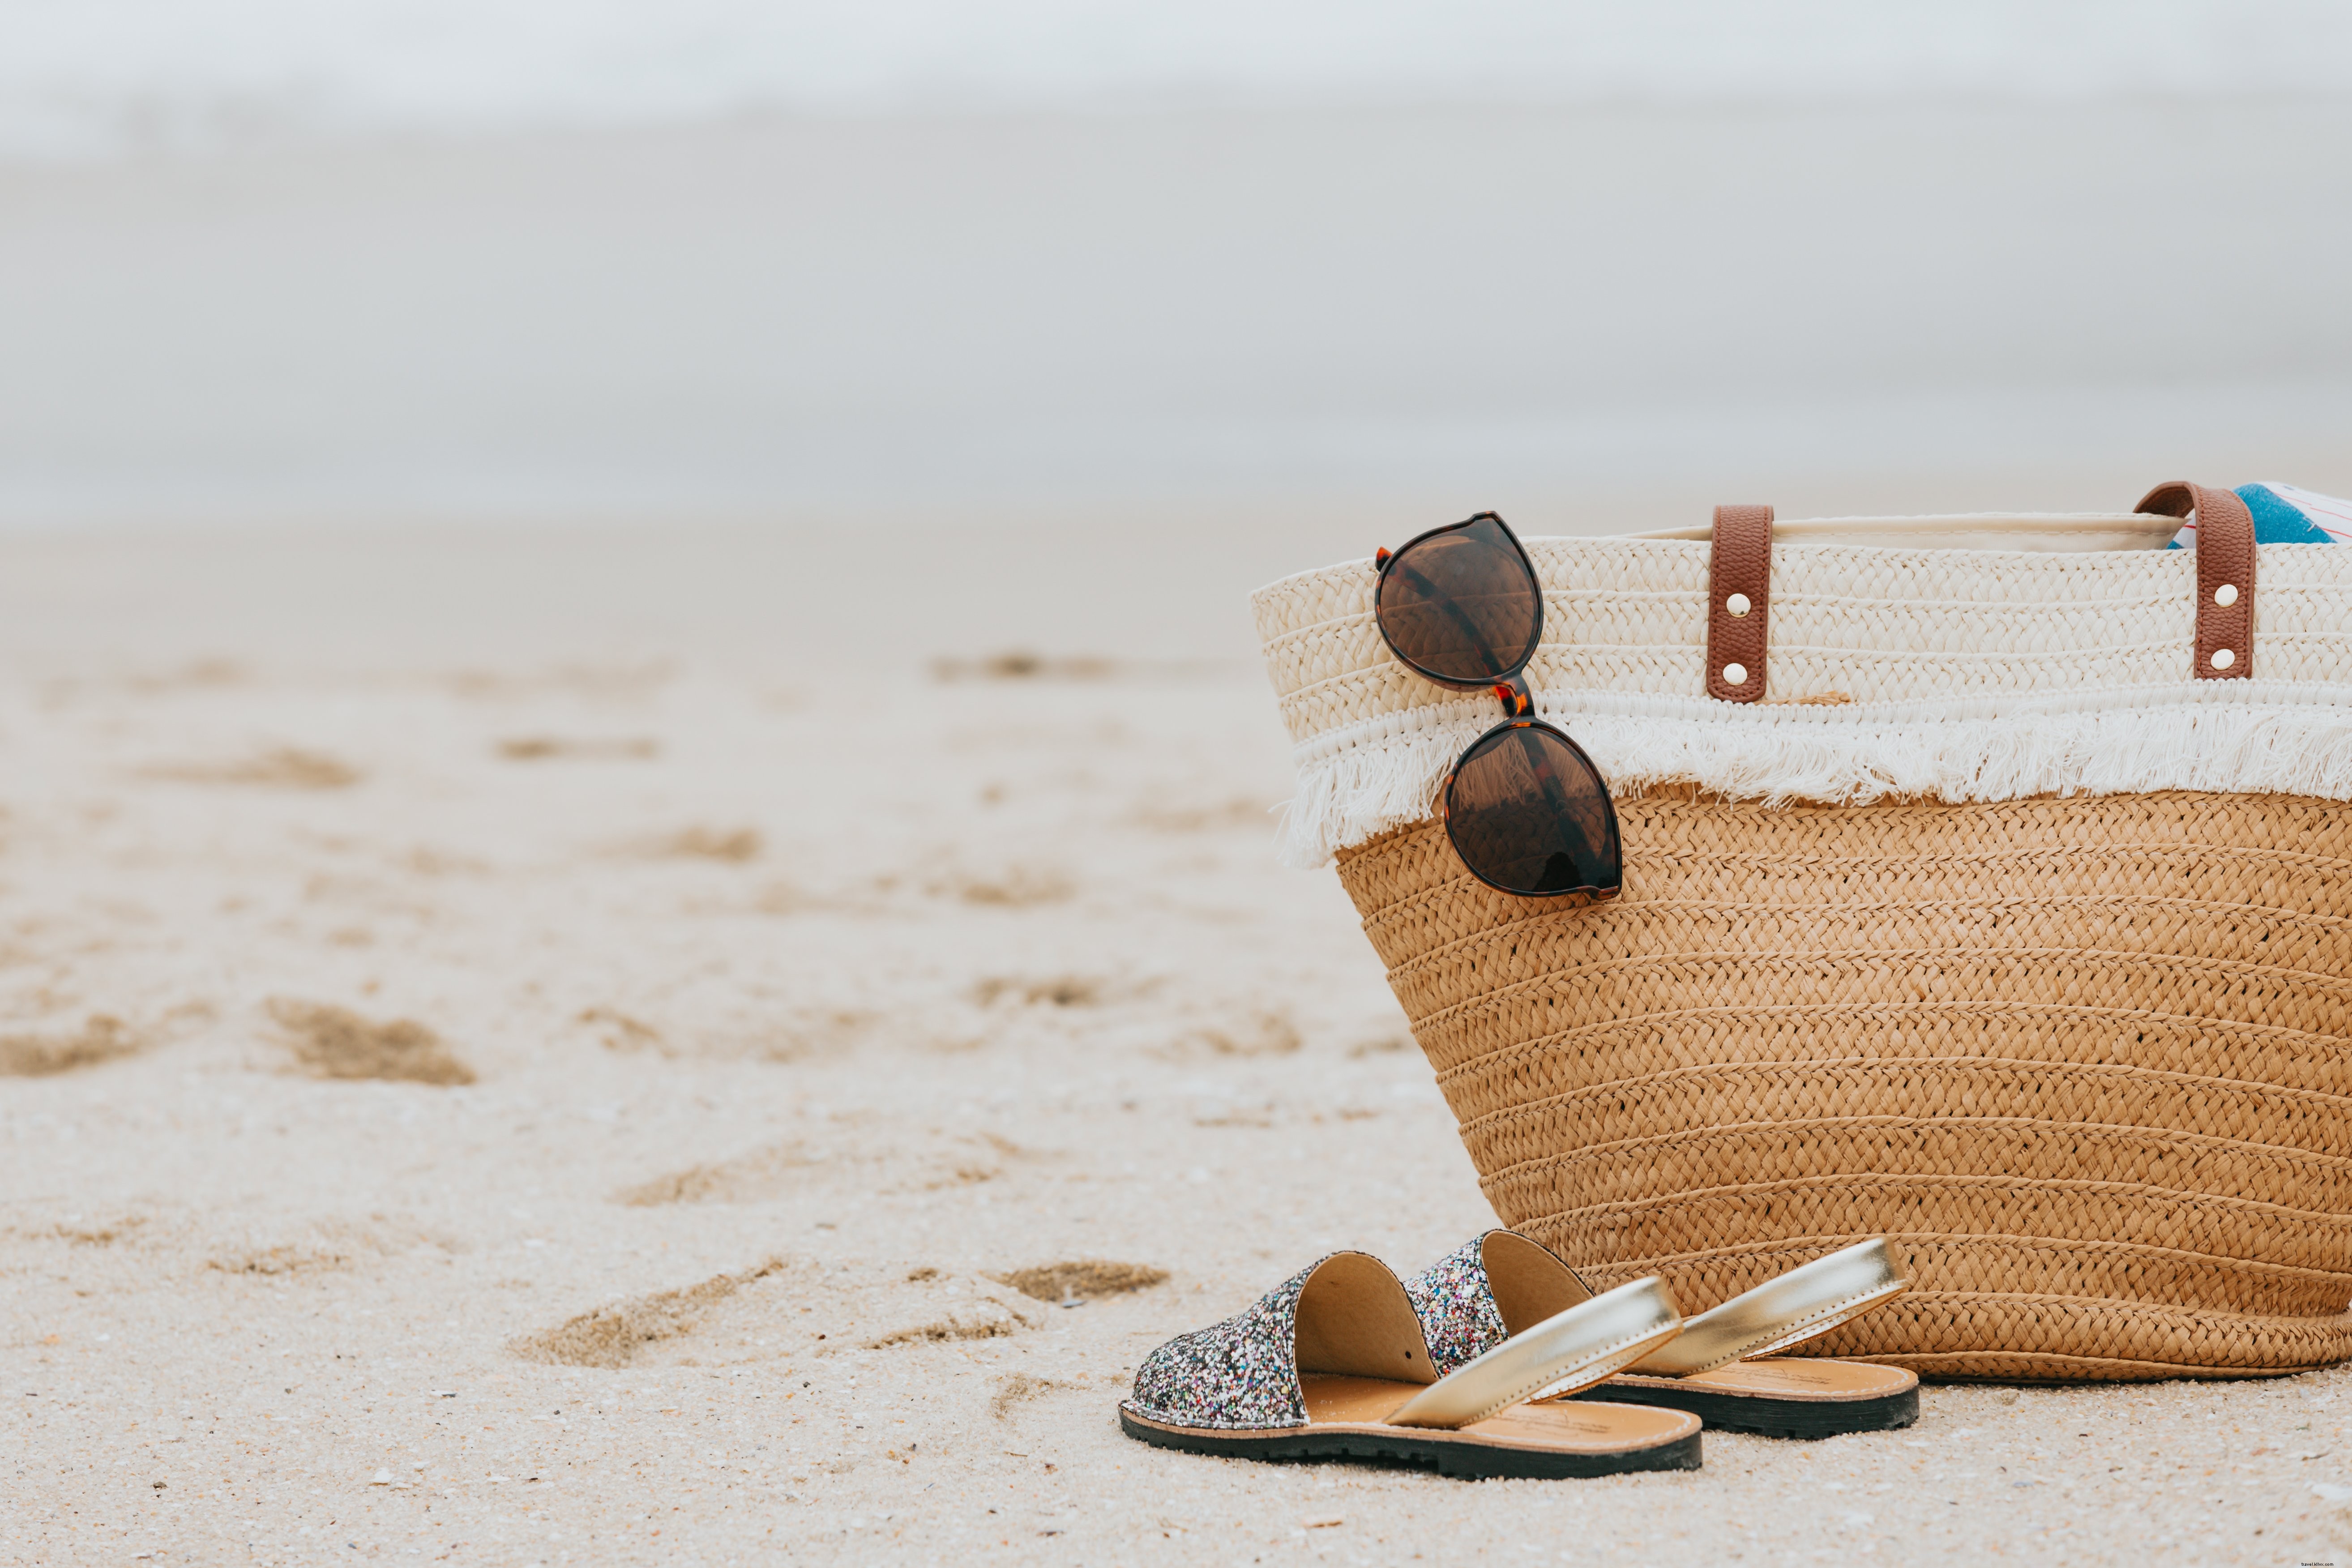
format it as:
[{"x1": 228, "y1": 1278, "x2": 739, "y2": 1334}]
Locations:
[{"x1": 2169, "y1": 482, "x2": 2352, "y2": 547}]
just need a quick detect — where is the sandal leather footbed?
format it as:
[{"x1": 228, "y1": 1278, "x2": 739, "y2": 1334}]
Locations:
[
  {"x1": 1568, "y1": 1360, "x2": 1920, "y2": 1440},
  {"x1": 1121, "y1": 1376, "x2": 1703, "y2": 1480}
]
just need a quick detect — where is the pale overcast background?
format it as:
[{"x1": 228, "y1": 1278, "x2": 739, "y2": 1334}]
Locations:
[{"x1": 2, "y1": 0, "x2": 2348, "y2": 547}]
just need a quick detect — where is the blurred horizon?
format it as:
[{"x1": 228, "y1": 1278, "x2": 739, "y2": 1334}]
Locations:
[
  {"x1": 7, "y1": 0, "x2": 2352, "y2": 162},
  {"x1": 0, "y1": 0, "x2": 2347, "y2": 669}
]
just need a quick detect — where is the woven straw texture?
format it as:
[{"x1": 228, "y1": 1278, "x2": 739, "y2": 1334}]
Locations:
[
  {"x1": 1266, "y1": 520, "x2": 2352, "y2": 1380},
  {"x1": 1256, "y1": 530, "x2": 2352, "y2": 867},
  {"x1": 1335, "y1": 790, "x2": 2352, "y2": 1380}
]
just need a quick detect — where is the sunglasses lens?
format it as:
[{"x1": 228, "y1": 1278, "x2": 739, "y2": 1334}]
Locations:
[
  {"x1": 1375, "y1": 514, "x2": 1542, "y2": 685},
  {"x1": 1446, "y1": 724, "x2": 1621, "y2": 896}
]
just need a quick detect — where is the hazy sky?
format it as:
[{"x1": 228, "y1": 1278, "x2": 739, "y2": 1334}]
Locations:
[
  {"x1": 4, "y1": 3, "x2": 2348, "y2": 535},
  {"x1": 4, "y1": 0, "x2": 2349, "y2": 158}
]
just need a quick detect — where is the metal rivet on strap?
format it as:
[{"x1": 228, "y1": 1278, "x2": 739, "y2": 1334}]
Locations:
[
  {"x1": 2212, "y1": 647, "x2": 2236, "y2": 670},
  {"x1": 2214, "y1": 583, "x2": 2239, "y2": 607},
  {"x1": 1725, "y1": 593, "x2": 1751, "y2": 618},
  {"x1": 1722, "y1": 662, "x2": 1748, "y2": 687}
]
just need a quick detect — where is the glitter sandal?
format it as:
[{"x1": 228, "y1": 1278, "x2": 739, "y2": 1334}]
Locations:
[
  {"x1": 1407, "y1": 1232, "x2": 1917, "y2": 1440},
  {"x1": 1117, "y1": 1251, "x2": 1702, "y2": 1478}
]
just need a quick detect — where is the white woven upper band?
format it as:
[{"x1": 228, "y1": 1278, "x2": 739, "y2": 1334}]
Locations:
[{"x1": 1253, "y1": 525, "x2": 2352, "y2": 866}]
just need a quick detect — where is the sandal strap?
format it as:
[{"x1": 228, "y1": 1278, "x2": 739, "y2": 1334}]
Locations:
[
  {"x1": 1626, "y1": 1239, "x2": 1907, "y2": 1380},
  {"x1": 1387, "y1": 1277, "x2": 1681, "y2": 1429}
]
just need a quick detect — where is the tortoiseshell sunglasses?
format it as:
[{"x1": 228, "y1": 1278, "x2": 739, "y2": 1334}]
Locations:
[{"x1": 1373, "y1": 512, "x2": 1621, "y2": 898}]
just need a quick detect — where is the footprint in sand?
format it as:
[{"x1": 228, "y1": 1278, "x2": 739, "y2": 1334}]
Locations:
[
  {"x1": 1165, "y1": 1007, "x2": 1303, "y2": 1059},
  {"x1": 971, "y1": 975, "x2": 1117, "y2": 1008},
  {"x1": 989, "y1": 1260, "x2": 1170, "y2": 1307},
  {"x1": 509, "y1": 1259, "x2": 1041, "y2": 1368},
  {"x1": 612, "y1": 1131, "x2": 1024, "y2": 1206},
  {"x1": 646, "y1": 825, "x2": 763, "y2": 863},
  {"x1": 928, "y1": 650, "x2": 1114, "y2": 683},
  {"x1": 510, "y1": 1260, "x2": 795, "y2": 1368},
  {"x1": 207, "y1": 1215, "x2": 457, "y2": 1277},
  {"x1": 573, "y1": 1002, "x2": 872, "y2": 1064},
  {"x1": 574, "y1": 1006, "x2": 667, "y2": 1055},
  {"x1": 989, "y1": 1372, "x2": 1065, "y2": 1420},
  {"x1": 266, "y1": 1000, "x2": 476, "y2": 1085},
  {"x1": 926, "y1": 863, "x2": 1075, "y2": 908},
  {"x1": 47, "y1": 1214, "x2": 149, "y2": 1246},
  {"x1": 0, "y1": 1015, "x2": 144, "y2": 1077},
  {"x1": 495, "y1": 736, "x2": 658, "y2": 762},
  {"x1": 143, "y1": 747, "x2": 360, "y2": 789},
  {"x1": 611, "y1": 1142, "x2": 824, "y2": 1206}
]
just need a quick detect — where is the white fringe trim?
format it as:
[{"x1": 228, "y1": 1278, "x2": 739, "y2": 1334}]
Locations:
[{"x1": 1277, "y1": 680, "x2": 2352, "y2": 867}]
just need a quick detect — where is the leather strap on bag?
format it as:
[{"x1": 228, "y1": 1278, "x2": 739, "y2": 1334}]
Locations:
[
  {"x1": 1706, "y1": 504, "x2": 1774, "y2": 702},
  {"x1": 2134, "y1": 481, "x2": 2255, "y2": 680}
]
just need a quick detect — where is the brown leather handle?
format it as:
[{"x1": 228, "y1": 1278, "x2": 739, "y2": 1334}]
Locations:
[
  {"x1": 1706, "y1": 504, "x2": 1774, "y2": 702},
  {"x1": 2135, "y1": 481, "x2": 2254, "y2": 680}
]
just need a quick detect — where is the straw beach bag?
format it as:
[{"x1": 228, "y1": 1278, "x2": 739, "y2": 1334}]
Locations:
[{"x1": 1255, "y1": 483, "x2": 2352, "y2": 1380}]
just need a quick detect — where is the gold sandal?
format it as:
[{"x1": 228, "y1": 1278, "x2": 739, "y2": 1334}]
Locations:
[{"x1": 1407, "y1": 1233, "x2": 1916, "y2": 1439}]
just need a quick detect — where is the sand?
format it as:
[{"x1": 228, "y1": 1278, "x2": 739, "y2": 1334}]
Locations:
[
  {"x1": 4, "y1": 74, "x2": 2352, "y2": 1566},
  {"x1": 1, "y1": 526, "x2": 2350, "y2": 1567}
]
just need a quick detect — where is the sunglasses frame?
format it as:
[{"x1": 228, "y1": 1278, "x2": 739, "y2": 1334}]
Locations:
[{"x1": 1373, "y1": 513, "x2": 1623, "y2": 901}]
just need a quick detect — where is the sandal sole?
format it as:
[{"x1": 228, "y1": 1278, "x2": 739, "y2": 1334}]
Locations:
[
  {"x1": 1117, "y1": 1407, "x2": 1703, "y2": 1479},
  {"x1": 1569, "y1": 1381, "x2": 1919, "y2": 1440}
]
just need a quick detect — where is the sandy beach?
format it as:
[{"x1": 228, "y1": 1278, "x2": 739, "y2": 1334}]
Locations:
[
  {"x1": 0, "y1": 523, "x2": 2349, "y2": 1567},
  {"x1": 2, "y1": 43, "x2": 2352, "y2": 1559}
]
